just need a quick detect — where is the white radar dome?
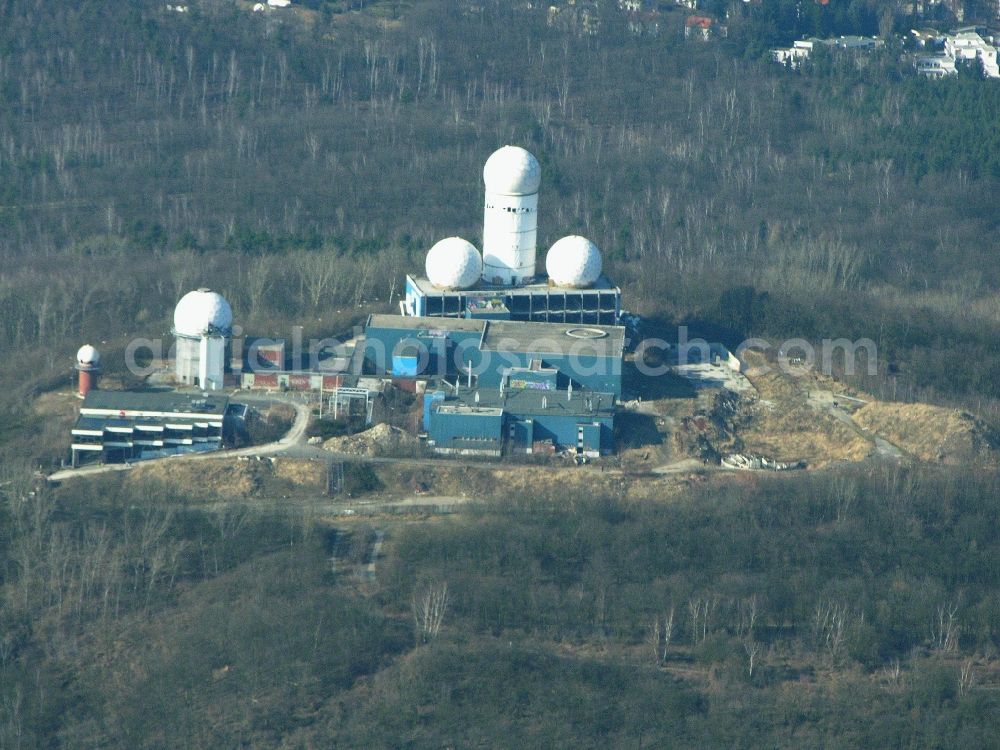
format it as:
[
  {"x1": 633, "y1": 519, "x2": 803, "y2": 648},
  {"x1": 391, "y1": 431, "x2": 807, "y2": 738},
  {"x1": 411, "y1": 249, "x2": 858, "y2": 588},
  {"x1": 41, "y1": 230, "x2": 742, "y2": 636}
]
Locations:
[
  {"x1": 546, "y1": 236, "x2": 603, "y2": 288},
  {"x1": 76, "y1": 344, "x2": 100, "y2": 365},
  {"x1": 483, "y1": 146, "x2": 541, "y2": 196},
  {"x1": 173, "y1": 288, "x2": 234, "y2": 338},
  {"x1": 425, "y1": 237, "x2": 483, "y2": 290}
]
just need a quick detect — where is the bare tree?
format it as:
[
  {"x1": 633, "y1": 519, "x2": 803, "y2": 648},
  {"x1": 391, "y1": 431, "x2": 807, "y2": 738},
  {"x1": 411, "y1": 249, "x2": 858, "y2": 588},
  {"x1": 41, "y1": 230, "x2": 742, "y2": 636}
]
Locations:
[
  {"x1": 305, "y1": 132, "x2": 321, "y2": 163},
  {"x1": 743, "y1": 637, "x2": 761, "y2": 679},
  {"x1": 958, "y1": 658, "x2": 975, "y2": 696},
  {"x1": 412, "y1": 581, "x2": 449, "y2": 644},
  {"x1": 736, "y1": 594, "x2": 759, "y2": 639},
  {"x1": 831, "y1": 475, "x2": 858, "y2": 524},
  {"x1": 931, "y1": 602, "x2": 960, "y2": 653},
  {"x1": 245, "y1": 255, "x2": 275, "y2": 320},
  {"x1": 649, "y1": 605, "x2": 675, "y2": 666},
  {"x1": 812, "y1": 600, "x2": 848, "y2": 660},
  {"x1": 688, "y1": 595, "x2": 717, "y2": 644},
  {"x1": 296, "y1": 250, "x2": 339, "y2": 311}
]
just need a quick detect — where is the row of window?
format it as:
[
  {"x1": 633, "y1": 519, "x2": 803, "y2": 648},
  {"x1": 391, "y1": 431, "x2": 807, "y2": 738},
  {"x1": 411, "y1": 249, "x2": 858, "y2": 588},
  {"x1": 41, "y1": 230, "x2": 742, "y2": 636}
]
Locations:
[{"x1": 484, "y1": 203, "x2": 534, "y2": 214}]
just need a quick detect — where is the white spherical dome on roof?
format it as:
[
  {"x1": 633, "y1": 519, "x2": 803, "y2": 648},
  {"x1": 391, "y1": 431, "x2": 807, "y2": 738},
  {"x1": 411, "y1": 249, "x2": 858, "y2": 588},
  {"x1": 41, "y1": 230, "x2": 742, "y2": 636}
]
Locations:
[
  {"x1": 76, "y1": 344, "x2": 100, "y2": 365},
  {"x1": 483, "y1": 146, "x2": 541, "y2": 196},
  {"x1": 173, "y1": 288, "x2": 233, "y2": 338},
  {"x1": 546, "y1": 236, "x2": 603, "y2": 288},
  {"x1": 425, "y1": 237, "x2": 483, "y2": 290}
]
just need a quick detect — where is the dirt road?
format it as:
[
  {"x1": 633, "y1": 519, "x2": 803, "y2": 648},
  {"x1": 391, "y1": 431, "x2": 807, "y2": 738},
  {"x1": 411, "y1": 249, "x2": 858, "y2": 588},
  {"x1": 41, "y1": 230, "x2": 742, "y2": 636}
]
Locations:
[{"x1": 49, "y1": 393, "x2": 312, "y2": 482}]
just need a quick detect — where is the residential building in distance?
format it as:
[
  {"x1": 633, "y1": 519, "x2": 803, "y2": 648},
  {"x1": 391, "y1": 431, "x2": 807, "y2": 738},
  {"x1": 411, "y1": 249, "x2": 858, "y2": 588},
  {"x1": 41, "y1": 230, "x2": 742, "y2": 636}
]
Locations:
[
  {"x1": 914, "y1": 28, "x2": 1000, "y2": 77},
  {"x1": 685, "y1": 15, "x2": 724, "y2": 40},
  {"x1": 771, "y1": 35, "x2": 882, "y2": 68}
]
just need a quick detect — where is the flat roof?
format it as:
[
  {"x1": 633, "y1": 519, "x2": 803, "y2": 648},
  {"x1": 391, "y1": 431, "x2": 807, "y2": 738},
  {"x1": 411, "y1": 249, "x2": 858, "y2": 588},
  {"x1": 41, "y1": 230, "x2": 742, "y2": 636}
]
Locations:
[
  {"x1": 81, "y1": 390, "x2": 229, "y2": 416},
  {"x1": 439, "y1": 387, "x2": 614, "y2": 419},
  {"x1": 366, "y1": 314, "x2": 626, "y2": 358},
  {"x1": 481, "y1": 320, "x2": 625, "y2": 358},
  {"x1": 435, "y1": 404, "x2": 504, "y2": 417},
  {"x1": 73, "y1": 415, "x2": 111, "y2": 432},
  {"x1": 72, "y1": 412, "x2": 219, "y2": 433},
  {"x1": 406, "y1": 274, "x2": 621, "y2": 296},
  {"x1": 366, "y1": 313, "x2": 484, "y2": 333}
]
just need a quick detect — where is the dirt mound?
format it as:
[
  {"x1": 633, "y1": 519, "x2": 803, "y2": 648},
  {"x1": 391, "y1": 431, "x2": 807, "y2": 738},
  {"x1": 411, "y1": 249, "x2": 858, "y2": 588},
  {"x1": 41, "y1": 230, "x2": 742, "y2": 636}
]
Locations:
[
  {"x1": 128, "y1": 458, "x2": 264, "y2": 496},
  {"x1": 323, "y1": 423, "x2": 416, "y2": 456},
  {"x1": 853, "y1": 402, "x2": 998, "y2": 463},
  {"x1": 272, "y1": 458, "x2": 326, "y2": 486},
  {"x1": 730, "y1": 349, "x2": 873, "y2": 467},
  {"x1": 740, "y1": 401, "x2": 872, "y2": 467}
]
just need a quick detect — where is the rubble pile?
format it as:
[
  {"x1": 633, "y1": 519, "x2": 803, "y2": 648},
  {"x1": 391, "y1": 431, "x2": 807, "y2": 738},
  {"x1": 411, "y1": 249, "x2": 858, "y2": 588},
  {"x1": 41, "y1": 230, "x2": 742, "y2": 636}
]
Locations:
[{"x1": 323, "y1": 423, "x2": 415, "y2": 456}]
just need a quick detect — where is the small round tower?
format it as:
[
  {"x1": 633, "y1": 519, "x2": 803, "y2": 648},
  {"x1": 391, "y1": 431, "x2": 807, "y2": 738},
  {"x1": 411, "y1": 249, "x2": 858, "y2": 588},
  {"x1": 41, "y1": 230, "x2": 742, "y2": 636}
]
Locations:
[{"x1": 75, "y1": 344, "x2": 101, "y2": 398}]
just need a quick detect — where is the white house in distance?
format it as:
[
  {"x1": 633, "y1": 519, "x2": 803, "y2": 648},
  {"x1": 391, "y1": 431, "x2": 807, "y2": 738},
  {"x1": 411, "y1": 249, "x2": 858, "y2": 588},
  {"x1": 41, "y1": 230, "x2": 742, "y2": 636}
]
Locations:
[
  {"x1": 945, "y1": 30, "x2": 1000, "y2": 76},
  {"x1": 772, "y1": 39, "x2": 818, "y2": 68},
  {"x1": 915, "y1": 55, "x2": 958, "y2": 77},
  {"x1": 915, "y1": 28, "x2": 1000, "y2": 78},
  {"x1": 771, "y1": 36, "x2": 881, "y2": 69}
]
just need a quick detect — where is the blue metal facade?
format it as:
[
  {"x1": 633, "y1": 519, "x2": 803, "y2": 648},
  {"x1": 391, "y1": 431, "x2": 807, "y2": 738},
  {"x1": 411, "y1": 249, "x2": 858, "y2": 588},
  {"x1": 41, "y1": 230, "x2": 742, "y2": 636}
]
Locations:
[
  {"x1": 427, "y1": 407, "x2": 504, "y2": 454},
  {"x1": 422, "y1": 390, "x2": 447, "y2": 430},
  {"x1": 528, "y1": 413, "x2": 611, "y2": 453},
  {"x1": 363, "y1": 318, "x2": 483, "y2": 379},
  {"x1": 427, "y1": 388, "x2": 614, "y2": 455},
  {"x1": 364, "y1": 315, "x2": 624, "y2": 398},
  {"x1": 370, "y1": 314, "x2": 621, "y2": 455}
]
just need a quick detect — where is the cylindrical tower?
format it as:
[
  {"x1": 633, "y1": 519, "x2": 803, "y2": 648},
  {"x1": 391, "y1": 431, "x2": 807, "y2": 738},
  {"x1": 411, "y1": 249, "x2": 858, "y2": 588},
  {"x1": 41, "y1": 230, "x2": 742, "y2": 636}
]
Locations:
[
  {"x1": 75, "y1": 344, "x2": 101, "y2": 398},
  {"x1": 482, "y1": 146, "x2": 541, "y2": 286},
  {"x1": 172, "y1": 288, "x2": 233, "y2": 390}
]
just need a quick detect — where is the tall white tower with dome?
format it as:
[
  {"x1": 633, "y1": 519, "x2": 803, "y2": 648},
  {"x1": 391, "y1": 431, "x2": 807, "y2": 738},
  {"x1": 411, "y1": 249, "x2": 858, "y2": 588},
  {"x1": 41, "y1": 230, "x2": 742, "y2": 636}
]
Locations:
[{"x1": 481, "y1": 145, "x2": 541, "y2": 286}]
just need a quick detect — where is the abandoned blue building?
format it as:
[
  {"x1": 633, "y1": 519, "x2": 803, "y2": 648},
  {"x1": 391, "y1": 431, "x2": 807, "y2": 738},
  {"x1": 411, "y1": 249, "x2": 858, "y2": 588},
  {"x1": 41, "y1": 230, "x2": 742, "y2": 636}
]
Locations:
[{"x1": 362, "y1": 313, "x2": 623, "y2": 456}]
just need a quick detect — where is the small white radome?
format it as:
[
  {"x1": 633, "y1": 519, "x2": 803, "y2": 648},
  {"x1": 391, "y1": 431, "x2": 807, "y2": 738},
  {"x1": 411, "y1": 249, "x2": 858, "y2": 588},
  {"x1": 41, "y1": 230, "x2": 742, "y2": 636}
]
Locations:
[
  {"x1": 425, "y1": 237, "x2": 483, "y2": 290},
  {"x1": 76, "y1": 344, "x2": 100, "y2": 365},
  {"x1": 483, "y1": 145, "x2": 541, "y2": 196},
  {"x1": 173, "y1": 288, "x2": 234, "y2": 338},
  {"x1": 545, "y1": 236, "x2": 603, "y2": 288}
]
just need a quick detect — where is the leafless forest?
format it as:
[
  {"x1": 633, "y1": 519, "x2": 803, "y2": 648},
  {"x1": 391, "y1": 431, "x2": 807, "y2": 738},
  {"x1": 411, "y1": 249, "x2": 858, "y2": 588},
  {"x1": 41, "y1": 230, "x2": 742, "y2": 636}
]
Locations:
[
  {"x1": 2, "y1": 0, "x2": 1000, "y2": 441},
  {"x1": 2, "y1": 1, "x2": 1000, "y2": 746}
]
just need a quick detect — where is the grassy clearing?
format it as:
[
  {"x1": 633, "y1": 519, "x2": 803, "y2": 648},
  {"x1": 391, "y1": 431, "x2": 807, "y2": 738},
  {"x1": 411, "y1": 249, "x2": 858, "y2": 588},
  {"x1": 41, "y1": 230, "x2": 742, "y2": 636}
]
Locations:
[{"x1": 854, "y1": 402, "x2": 998, "y2": 464}]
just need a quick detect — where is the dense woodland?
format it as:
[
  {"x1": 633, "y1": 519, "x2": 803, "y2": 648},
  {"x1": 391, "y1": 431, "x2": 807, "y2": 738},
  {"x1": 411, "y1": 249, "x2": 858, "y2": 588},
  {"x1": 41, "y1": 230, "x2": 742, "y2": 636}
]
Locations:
[
  {"x1": 2, "y1": 0, "x2": 1000, "y2": 745},
  {"x1": 1, "y1": 0, "x2": 1000, "y2": 454},
  {"x1": 1, "y1": 466, "x2": 1000, "y2": 746}
]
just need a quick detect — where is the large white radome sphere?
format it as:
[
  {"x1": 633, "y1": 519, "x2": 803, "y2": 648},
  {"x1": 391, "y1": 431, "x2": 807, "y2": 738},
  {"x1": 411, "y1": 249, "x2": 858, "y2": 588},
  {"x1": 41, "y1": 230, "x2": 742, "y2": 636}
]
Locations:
[
  {"x1": 546, "y1": 236, "x2": 603, "y2": 288},
  {"x1": 483, "y1": 146, "x2": 541, "y2": 196},
  {"x1": 76, "y1": 344, "x2": 100, "y2": 366},
  {"x1": 425, "y1": 237, "x2": 483, "y2": 290},
  {"x1": 173, "y1": 288, "x2": 233, "y2": 338}
]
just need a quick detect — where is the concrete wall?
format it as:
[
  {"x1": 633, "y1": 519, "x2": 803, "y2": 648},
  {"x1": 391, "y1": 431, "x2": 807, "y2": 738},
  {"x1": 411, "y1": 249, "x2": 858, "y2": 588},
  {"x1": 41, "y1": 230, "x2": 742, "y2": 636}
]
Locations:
[
  {"x1": 240, "y1": 372, "x2": 344, "y2": 391},
  {"x1": 175, "y1": 336, "x2": 200, "y2": 385}
]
